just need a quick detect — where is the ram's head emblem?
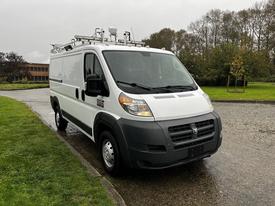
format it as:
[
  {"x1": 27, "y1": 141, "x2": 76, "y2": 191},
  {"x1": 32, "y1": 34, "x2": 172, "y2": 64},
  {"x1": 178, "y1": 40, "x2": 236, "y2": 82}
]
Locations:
[{"x1": 192, "y1": 127, "x2": 198, "y2": 135}]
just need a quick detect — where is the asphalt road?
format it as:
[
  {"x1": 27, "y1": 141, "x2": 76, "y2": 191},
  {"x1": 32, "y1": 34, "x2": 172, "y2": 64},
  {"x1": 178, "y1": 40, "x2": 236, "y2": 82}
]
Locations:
[{"x1": 1, "y1": 88, "x2": 274, "y2": 206}]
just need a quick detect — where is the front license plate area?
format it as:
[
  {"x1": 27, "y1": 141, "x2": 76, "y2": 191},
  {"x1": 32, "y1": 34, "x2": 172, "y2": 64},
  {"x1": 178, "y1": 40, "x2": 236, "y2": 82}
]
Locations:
[{"x1": 188, "y1": 145, "x2": 204, "y2": 158}]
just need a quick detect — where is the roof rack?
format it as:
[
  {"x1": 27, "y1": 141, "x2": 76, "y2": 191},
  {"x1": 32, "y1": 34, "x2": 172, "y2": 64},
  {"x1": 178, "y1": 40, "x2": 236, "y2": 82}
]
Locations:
[{"x1": 51, "y1": 27, "x2": 145, "y2": 54}]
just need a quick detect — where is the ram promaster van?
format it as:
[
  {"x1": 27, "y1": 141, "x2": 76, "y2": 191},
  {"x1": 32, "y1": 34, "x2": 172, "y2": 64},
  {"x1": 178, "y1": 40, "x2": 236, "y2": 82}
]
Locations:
[{"x1": 49, "y1": 28, "x2": 222, "y2": 175}]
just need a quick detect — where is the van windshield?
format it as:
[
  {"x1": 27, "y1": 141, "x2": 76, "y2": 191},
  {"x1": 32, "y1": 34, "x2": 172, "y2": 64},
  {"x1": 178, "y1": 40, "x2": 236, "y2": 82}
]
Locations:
[{"x1": 103, "y1": 51, "x2": 197, "y2": 94}]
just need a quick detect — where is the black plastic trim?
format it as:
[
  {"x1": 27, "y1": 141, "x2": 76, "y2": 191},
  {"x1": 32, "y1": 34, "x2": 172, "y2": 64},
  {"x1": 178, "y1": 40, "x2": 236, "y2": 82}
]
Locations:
[
  {"x1": 81, "y1": 90, "x2": 85, "y2": 101},
  {"x1": 49, "y1": 78, "x2": 62, "y2": 83},
  {"x1": 116, "y1": 112, "x2": 222, "y2": 169},
  {"x1": 50, "y1": 96, "x2": 59, "y2": 111},
  {"x1": 61, "y1": 109, "x2": 92, "y2": 135},
  {"x1": 93, "y1": 112, "x2": 131, "y2": 167},
  {"x1": 75, "y1": 88, "x2": 79, "y2": 99}
]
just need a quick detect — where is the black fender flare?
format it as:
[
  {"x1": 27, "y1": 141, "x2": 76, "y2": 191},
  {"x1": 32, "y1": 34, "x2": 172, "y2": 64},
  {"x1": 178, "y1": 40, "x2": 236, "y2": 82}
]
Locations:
[
  {"x1": 50, "y1": 96, "x2": 60, "y2": 111},
  {"x1": 94, "y1": 112, "x2": 131, "y2": 167}
]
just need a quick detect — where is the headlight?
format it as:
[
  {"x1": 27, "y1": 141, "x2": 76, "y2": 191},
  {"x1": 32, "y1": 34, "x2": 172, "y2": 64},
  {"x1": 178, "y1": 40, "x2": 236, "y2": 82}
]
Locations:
[
  {"x1": 118, "y1": 93, "x2": 153, "y2": 117},
  {"x1": 203, "y1": 93, "x2": 214, "y2": 111}
]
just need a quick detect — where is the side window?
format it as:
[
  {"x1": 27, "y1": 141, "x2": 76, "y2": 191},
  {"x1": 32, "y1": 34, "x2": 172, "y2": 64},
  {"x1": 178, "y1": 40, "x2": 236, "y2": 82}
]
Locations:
[
  {"x1": 85, "y1": 53, "x2": 94, "y2": 80},
  {"x1": 84, "y1": 53, "x2": 109, "y2": 96},
  {"x1": 94, "y1": 56, "x2": 103, "y2": 77},
  {"x1": 84, "y1": 53, "x2": 103, "y2": 80}
]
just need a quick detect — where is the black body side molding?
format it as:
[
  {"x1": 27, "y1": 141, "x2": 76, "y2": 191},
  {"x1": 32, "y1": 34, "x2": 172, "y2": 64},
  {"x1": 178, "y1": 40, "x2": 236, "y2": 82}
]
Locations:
[
  {"x1": 50, "y1": 96, "x2": 93, "y2": 135},
  {"x1": 61, "y1": 110, "x2": 92, "y2": 135}
]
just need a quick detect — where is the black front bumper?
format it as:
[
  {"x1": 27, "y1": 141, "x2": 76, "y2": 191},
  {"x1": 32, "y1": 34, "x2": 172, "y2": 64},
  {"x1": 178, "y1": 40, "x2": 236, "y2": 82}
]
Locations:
[{"x1": 117, "y1": 112, "x2": 222, "y2": 169}]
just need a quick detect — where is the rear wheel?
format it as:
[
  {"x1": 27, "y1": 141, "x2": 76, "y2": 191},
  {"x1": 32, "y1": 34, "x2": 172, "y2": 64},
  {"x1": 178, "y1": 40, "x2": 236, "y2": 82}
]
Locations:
[
  {"x1": 54, "y1": 107, "x2": 68, "y2": 131},
  {"x1": 100, "y1": 131, "x2": 122, "y2": 176}
]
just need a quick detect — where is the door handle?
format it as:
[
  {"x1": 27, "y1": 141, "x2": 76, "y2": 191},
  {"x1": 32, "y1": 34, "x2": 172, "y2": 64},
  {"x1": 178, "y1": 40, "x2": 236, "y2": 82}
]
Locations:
[
  {"x1": 75, "y1": 88, "x2": 79, "y2": 99},
  {"x1": 81, "y1": 90, "x2": 85, "y2": 101}
]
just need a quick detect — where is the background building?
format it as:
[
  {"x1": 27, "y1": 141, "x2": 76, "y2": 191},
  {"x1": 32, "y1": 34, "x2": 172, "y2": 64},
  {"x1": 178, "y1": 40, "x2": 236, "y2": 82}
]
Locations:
[{"x1": 20, "y1": 63, "x2": 49, "y2": 81}]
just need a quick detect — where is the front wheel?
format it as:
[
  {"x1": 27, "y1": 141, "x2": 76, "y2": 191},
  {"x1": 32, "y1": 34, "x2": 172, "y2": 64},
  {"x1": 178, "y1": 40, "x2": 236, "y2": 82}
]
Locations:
[
  {"x1": 55, "y1": 108, "x2": 68, "y2": 131},
  {"x1": 100, "y1": 131, "x2": 122, "y2": 176}
]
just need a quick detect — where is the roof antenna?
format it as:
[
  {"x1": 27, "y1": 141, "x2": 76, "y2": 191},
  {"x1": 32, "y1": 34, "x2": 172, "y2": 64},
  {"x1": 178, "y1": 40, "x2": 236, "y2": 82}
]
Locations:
[
  {"x1": 123, "y1": 31, "x2": 131, "y2": 45},
  {"x1": 130, "y1": 27, "x2": 135, "y2": 42}
]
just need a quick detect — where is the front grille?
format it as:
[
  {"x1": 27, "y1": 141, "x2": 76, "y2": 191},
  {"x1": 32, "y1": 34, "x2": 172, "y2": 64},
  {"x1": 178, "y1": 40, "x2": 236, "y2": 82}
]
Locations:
[
  {"x1": 168, "y1": 119, "x2": 215, "y2": 148},
  {"x1": 147, "y1": 145, "x2": 166, "y2": 152},
  {"x1": 196, "y1": 120, "x2": 215, "y2": 137}
]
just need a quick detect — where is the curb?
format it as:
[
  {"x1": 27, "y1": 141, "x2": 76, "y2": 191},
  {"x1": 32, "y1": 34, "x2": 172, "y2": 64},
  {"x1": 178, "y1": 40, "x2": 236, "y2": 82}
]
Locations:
[
  {"x1": 212, "y1": 100, "x2": 275, "y2": 105},
  {"x1": 8, "y1": 98, "x2": 126, "y2": 206},
  {"x1": 101, "y1": 177, "x2": 127, "y2": 206},
  {"x1": 34, "y1": 109, "x2": 127, "y2": 206}
]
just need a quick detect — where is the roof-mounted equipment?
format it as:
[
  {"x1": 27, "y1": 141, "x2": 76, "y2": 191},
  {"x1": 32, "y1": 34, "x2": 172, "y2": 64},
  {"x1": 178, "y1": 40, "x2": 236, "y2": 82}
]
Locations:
[{"x1": 51, "y1": 27, "x2": 145, "y2": 54}]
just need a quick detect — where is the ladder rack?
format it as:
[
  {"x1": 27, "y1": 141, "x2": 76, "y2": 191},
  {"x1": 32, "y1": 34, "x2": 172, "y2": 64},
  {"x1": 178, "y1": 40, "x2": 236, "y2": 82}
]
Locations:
[{"x1": 51, "y1": 28, "x2": 145, "y2": 54}]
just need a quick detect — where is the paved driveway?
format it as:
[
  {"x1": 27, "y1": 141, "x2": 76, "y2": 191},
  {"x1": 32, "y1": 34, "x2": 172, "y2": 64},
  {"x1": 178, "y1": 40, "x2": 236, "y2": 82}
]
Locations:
[{"x1": 1, "y1": 88, "x2": 275, "y2": 206}]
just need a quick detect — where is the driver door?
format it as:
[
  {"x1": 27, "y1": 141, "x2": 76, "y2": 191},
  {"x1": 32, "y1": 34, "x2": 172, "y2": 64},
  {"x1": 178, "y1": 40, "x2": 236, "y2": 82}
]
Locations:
[{"x1": 77, "y1": 52, "x2": 106, "y2": 139}]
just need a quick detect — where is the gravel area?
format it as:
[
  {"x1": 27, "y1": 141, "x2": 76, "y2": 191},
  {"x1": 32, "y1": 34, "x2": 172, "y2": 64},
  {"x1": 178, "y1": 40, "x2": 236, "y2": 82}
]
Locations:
[{"x1": 1, "y1": 89, "x2": 274, "y2": 206}]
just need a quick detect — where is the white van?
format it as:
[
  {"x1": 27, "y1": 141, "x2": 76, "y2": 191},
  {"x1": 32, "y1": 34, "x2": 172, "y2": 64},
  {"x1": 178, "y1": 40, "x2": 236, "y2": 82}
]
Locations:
[{"x1": 49, "y1": 29, "x2": 222, "y2": 175}]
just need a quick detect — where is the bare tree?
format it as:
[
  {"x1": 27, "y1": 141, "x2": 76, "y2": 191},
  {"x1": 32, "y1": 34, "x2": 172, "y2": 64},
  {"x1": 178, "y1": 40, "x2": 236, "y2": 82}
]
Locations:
[
  {"x1": 250, "y1": 1, "x2": 266, "y2": 51},
  {"x1": 263, "y1": 0, "x2": 275, "y2": 50},
  {"x1": 206, "y1": 9, "x2": 222, "y2": 47},
  {"x1": 236, "y1": 10, "x2": 253, "y2": 49},
  {"x1": 174, "y1": 29, "x2": 187, "y2": 56}
]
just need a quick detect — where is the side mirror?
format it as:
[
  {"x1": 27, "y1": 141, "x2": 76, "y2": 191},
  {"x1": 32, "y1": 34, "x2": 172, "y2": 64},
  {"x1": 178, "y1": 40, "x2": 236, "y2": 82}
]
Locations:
[{"x1": 85, "y1": 74, "x2": 103, "y2": 97}]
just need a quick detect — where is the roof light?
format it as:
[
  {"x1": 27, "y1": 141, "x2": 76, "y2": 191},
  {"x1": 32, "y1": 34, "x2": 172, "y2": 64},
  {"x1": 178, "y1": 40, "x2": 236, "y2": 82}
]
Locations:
[
  {"x1": 109, "y1": 27, "x2": 118, "y2": 42},
  {"x1": 109, "y1": 27, "x2": 117, "y2": 36}
]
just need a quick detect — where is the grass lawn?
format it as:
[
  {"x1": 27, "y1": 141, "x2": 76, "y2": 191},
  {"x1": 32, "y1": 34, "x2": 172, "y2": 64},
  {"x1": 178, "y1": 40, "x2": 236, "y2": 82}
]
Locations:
[
  {"x1": 0, "y1": 83, "x2": 49, "y2": 90},
  {"x1": 202, "y1": 82, "x2": 275, "y2": 101},
  {"x1": 0, "y1": 97, "x2": 113, "y2": 206}
]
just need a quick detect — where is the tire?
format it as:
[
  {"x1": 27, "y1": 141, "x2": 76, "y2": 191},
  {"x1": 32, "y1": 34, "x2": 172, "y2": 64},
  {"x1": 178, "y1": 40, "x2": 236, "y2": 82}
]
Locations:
[
  {"x1": 54, "y1": 107, "x2": 68, "y2": 131},
  {"x1": 100, "y1": 131, "x2": 122, "y2": 176}
]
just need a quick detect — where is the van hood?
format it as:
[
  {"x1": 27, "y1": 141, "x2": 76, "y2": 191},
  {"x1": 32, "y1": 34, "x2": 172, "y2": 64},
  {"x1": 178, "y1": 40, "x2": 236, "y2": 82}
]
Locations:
[{"x1": 140, "y1": 91, "x2": 213, "y2": 121}]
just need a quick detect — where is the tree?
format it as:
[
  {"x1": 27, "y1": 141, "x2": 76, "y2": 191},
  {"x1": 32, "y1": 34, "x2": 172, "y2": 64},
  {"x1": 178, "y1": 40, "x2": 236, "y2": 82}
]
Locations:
[
  {"x1": 189, "y1": 18, "x2": 210, "y2": 57},
  {"x1": 207, "y1": 43, "x2": 239, "y2": 85},
  {"x1": 221, "y1": 11, "x2": 240, "y2": 44},
  {"x1": 0, "y1": 52, "x2": 6, "y2": 81},
  {"x1": 250, "y1": 2, "x2": 266, "y2": 51},
  {"x1": 236, "y1": 10, "x2": 254, "y2": 49},
  {"x1": 143, "y1": 28, "x2": 176, "y2": 51},
  {"x1": 264, "y1": 0, "x2": 275, "y2": 50},
  {"x1": 229, "y1": 54, "x2": 246, "y2": 91},
  {"x1": 0, "y1": 52, "x2": 27, "y2": 82},
  {"x1": 0, "y1": 52, "x2": 5, "y2": 62},
  {"x1": 174, "y1": 29, "x2": 187, "y2": 56},
  {"x1": 206, "y1": 9, "x2": 222, "y2": 47},
  {"x1": 144, "y1": 0, "x2": 275, "y2": 85}
]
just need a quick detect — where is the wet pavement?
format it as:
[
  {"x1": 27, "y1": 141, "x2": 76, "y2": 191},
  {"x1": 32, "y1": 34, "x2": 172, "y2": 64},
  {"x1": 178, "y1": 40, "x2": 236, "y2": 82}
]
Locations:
[{"x1": 1, "y1": 88, "x2": 275, "y2": 206}]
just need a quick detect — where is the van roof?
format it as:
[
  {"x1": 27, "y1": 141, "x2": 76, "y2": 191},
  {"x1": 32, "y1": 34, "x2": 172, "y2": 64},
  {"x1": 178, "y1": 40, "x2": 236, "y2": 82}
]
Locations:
[{"x1": 50, "y1": 44, "x2": 174, "y2": 58}]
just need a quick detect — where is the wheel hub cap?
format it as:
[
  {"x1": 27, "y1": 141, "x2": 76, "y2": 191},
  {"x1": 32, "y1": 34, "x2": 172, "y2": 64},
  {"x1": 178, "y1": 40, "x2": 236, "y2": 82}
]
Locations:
[
  {"x1": 102, "y1": 141, "x2": 114, "y2": 168},
  {"x1": 56, "y1": 112, "x2": 60, "y2": 126}
]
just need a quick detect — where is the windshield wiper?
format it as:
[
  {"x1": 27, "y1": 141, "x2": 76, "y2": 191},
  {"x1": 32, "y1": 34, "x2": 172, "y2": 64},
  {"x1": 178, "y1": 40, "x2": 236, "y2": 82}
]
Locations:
[
  {"x1": 116, "y1": 81, "x2": 197, "y2": 93},
  {"x1": 116, "y1": 81, "x2": 152, "y2": 91},
  {"x1": 153, "y1": 85, "x2": 197, "y2": 91}
]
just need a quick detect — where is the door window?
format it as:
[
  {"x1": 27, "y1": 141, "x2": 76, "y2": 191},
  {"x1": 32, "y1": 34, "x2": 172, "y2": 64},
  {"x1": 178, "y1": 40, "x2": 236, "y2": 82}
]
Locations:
[
  {"x1": 84, "y1": 53, "x2": 103, "y2": 80},
  {"x1": 94, "y1": 57, "x2": 103, "y2": 77},
  {"x1": 84, "y1": 53, "x2": 94, "y2": 79},
  {"x1": 84, "y1": 53, "x2": 109, "y2": 97}
]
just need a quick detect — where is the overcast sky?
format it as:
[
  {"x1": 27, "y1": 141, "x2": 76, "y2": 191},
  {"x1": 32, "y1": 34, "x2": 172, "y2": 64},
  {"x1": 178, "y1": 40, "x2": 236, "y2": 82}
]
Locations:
[{"x1": 0, "y1": 0, "x2": 259, "y2": 63}]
